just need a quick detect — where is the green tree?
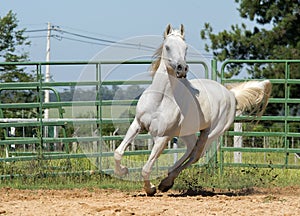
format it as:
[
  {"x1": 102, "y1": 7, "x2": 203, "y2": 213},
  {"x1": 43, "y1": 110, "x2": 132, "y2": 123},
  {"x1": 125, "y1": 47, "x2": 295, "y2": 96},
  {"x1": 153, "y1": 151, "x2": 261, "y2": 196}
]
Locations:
[
  {"x1": 201, "y1": 0, "x2": 300, "y2": 75},
  {"x1": 0, "y1": 10, "x2": 32, "y2": 75},
  {"x1": 201, "y1": 0, "x2": 300, "y2": 116},
  {"x1": 0, "y1": 11, "x2": 35, "y2": 137}
]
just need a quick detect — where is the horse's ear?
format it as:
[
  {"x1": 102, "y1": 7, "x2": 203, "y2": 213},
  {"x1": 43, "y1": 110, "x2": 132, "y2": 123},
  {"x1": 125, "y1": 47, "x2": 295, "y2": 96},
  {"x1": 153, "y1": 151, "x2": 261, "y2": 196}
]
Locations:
[
  {"x1": 180, "y1": 24, "x2": 185, "y2": 39},
  {"x1": 164, "y1": 24, "x2": 172, "y2": 39}
]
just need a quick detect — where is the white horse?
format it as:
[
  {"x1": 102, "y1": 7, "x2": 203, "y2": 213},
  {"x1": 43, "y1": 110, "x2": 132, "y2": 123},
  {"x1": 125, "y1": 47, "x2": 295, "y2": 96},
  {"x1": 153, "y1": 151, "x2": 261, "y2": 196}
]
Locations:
[{"x1": 114, "y1": 24, "x2": 272, "y2": 196}]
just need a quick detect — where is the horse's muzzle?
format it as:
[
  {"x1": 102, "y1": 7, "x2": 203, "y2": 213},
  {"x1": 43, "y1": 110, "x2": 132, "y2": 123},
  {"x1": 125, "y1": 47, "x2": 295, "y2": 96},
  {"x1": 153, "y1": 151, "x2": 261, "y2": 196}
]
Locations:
[{"x1": 176, "y1": 64, "x2": 188, "y2": 78}]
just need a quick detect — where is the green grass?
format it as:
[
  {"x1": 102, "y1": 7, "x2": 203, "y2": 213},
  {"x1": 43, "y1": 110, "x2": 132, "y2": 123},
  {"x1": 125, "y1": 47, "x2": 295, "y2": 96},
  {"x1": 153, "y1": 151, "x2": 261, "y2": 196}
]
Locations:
[
  {"x1": 1, "y1": 148, "x2": 299, "y2": 192},
  {"x1": 223, "y1": 151, "x2": 300, "y2": 166},
  {"x1": 0, "y1": 173, "x2": 143, "y2": 191},
  {"x1": 174, "y1": 165, "x2": 300, "y2": 193},
  {"x1": 0, "y1": 157, "x2": 143, "y2": 191},
  {"x1": 1, "y1": 159, "x2": 299, "y2": 192},
  {"x1": 1, "y1": 164, "x2": 299, "y2": 193}
]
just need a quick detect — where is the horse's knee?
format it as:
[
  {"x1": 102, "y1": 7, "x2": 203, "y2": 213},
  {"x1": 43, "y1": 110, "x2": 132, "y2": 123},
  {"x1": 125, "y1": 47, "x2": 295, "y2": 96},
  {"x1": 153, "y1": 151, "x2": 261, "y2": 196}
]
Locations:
[
  {"x1": 142, "y1": 168, "x2": 151, "y2": 181},
  {"x1": 114, "y1": 150, "x2": 122, "y2": 161}
]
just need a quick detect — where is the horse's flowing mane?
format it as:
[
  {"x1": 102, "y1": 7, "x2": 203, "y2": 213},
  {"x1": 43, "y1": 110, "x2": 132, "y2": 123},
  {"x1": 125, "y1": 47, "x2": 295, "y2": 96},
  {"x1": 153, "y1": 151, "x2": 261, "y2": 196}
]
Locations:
[{"x1": 150, "y1": 43, "x2": 163, "y2": 77}]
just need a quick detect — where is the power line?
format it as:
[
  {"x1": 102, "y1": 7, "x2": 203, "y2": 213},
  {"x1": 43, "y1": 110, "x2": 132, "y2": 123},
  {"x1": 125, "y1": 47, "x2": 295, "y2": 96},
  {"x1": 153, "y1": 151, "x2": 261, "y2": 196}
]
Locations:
[
  {"x1": 25, "y1": 26, "x2": 157, "y2": 51},
  {"x1": 27, "y1": 35, "x2": 47, "y2": 39},
  {"x1": 24, "y1": 29, "x2": 48, "y2": 33},
  {"x1": 59, "y1": 24, "x2": 122, "y2": 40},
  {"x1": 58, "y1": 35, "x2": 114, "y2": 47},
  {"x1": 60, "y1": 35, "x2": 156, "y2": 52},
  {"x1": 54, "y1": 28, "x2": 156, "y2": 51},
  {"x1": 24, "y1": 25, "x2": 214, "y2": 57}
]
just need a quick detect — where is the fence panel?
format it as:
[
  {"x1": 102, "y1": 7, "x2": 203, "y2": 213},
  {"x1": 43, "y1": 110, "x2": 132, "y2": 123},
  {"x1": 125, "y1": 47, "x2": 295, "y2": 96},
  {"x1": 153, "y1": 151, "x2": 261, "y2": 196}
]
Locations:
[
  {"x1": 0, "y1": 60, "x2": 210, "y2": 179},
  {"x1": 219, "y1": 60, "x2": 300, "y2": 172},
  {"x1": 1, "y1": 59, "x2": 298, "y2": 180}
]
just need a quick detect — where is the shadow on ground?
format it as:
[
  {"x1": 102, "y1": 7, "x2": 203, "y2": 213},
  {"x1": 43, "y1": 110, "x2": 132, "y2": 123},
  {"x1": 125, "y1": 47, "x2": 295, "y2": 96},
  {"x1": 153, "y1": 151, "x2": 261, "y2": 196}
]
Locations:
[
  {"x1": 132, "y1": 187, "x2": 256, "y2": 197},
  {"x1": 168, "y1": 187, "x2": 255, "y2": 197}
]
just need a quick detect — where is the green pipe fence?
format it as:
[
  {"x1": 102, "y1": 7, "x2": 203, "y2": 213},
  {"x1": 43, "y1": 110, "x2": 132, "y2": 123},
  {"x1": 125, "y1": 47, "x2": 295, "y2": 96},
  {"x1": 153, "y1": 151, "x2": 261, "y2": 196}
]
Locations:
[
  {"x1": 219, "y1": 59, "x2": 300, "y2": 172},
  {"x1": 0, "y1": 60, "x2": 212, "y2": 179},
  {"x1": 0, "y1": 59, "x2": 299, "y2": 180}
]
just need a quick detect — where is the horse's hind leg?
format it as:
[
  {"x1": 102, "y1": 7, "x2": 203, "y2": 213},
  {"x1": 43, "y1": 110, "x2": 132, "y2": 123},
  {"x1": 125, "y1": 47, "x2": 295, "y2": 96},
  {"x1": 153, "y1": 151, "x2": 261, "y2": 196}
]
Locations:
[
  {"x1": 114, "y1": 118, "x2": 141, "y2": 176},
  {"x1": 158, "y1": 130, "x2": 209, "y2": 192},
  {"x1": 154, "y1": 135, "x2": 196, "y2": 192},
  {"x1": 167, "y1": 134, "x2": 197, "y2": 175}
]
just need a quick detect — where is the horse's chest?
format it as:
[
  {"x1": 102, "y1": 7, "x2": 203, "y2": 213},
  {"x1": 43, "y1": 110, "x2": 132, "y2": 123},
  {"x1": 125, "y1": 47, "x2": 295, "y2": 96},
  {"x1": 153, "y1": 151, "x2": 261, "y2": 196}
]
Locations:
[{"x1": 138, "y1": 101, "x2": 181, "y2": 137}]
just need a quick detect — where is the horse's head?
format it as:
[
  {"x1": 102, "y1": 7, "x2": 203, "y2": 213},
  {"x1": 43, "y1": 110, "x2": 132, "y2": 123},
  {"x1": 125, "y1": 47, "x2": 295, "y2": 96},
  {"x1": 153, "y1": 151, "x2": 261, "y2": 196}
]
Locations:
[{"x1": 162, "y1": 24, "x2": 188, "y2": 78}]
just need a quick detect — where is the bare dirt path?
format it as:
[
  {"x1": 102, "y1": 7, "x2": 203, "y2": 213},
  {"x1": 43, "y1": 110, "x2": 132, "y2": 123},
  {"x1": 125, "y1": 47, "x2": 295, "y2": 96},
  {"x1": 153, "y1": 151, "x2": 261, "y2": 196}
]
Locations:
[{"x1": 0, "y1": 187, "x2": 299, "y2": 216}]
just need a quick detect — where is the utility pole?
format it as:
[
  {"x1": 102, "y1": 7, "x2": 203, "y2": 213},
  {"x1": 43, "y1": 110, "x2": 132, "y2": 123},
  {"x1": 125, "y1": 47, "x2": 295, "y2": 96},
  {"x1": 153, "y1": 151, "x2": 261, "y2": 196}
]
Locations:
[{"x1": 44, "y1": 22, "x2": 51, "y2": 137}]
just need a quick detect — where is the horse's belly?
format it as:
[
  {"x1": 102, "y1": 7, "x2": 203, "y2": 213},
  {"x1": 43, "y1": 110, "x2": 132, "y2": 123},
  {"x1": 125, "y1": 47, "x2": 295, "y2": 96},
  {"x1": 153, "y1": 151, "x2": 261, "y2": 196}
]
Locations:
[{"x1": 177, "y1": 112, "x2": 209, "y2": 136}]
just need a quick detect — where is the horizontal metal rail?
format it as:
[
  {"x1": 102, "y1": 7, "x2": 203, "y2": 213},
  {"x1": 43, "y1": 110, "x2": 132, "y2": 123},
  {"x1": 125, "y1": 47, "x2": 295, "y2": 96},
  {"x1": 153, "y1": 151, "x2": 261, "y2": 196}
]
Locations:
[{"x1": 0, "y1": 148, "x2": 187, "y2": 163}]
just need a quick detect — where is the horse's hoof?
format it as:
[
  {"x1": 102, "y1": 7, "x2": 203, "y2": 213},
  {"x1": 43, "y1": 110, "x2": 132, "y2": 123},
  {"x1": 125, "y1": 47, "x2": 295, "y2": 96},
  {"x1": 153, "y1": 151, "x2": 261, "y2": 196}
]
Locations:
[
  {"x1": 158, "y1": 179, "x2": 174, "y2": 192},
  {"x1": 145, "y1": 186, "x2": 157, "y2": 196},
  {"x1": 114, "y1": 165, "x2": 129, "y2": 177}
]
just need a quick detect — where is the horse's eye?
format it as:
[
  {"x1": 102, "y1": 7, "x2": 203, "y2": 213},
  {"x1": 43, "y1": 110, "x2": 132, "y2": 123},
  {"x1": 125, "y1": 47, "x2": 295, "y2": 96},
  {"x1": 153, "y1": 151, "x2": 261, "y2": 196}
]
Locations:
[{"x1": 165, "y1": 45, "x2": 170, "y2": 51}]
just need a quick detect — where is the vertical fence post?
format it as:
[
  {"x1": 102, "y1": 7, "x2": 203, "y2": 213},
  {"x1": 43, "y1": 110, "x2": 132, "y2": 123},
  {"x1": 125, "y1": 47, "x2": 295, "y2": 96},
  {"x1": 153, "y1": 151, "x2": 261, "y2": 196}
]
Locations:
[
  {"x1": 96, "y1": 63, "x2": 103, "y2": 171},
  {"x1": 284, "y1": 62, "x2": 290, "y2": 168},
  {"x1": 210, "y1": 59, "x2": 220, "y2": 171},
  {"x1": 37, "y1": 64, "x2": 44, "y2": 156},
  {"x1": 219, "y1": 136, "x2": 224, "y2": 174},
  {"x1": 173, "y1": 137, "x2": 178, "y2": 164},
  {"x1": 211, "y1": 59, "x2": 217, "y2": 81},
  {"x1": 234, "y1": 122, "x2": 242, "y2": 163}
]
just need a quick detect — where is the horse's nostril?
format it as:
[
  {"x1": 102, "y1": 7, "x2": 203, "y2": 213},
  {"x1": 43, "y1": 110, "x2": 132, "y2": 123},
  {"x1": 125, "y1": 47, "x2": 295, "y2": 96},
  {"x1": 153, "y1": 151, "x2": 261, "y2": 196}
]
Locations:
[
  {"x1": 185, "y1": 65, "x2": 189, "y2": 72},
  {"x1": 177, "y1": 65, "x2": 183, "y2": 71}
]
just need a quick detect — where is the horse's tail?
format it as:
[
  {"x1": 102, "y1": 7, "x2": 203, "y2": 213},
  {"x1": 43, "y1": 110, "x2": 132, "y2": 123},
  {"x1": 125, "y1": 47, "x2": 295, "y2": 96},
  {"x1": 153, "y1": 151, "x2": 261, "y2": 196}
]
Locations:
[{"x1": 227, "y1": 80, "x2": 272, "y2": 117}]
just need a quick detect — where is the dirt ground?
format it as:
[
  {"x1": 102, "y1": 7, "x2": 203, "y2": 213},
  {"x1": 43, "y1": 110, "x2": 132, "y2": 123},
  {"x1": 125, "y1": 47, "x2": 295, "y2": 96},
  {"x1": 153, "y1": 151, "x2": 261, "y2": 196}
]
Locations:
[{"x1": 0, "y1": 187, "x2": 299, "y2": 216}]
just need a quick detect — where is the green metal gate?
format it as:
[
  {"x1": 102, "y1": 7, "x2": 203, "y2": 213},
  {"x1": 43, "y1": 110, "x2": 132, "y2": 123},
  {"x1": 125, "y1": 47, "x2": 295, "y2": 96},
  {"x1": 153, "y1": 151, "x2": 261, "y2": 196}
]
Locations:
[
  {"x1": 0, "y1": 60, "x2": 211, "y2": 179},
  {"x1": 0, "y1": 59, "x2": 299, "y2": 179},
  {"x1": 219, "y1": 59, "x2": 300, "y2": 172}
]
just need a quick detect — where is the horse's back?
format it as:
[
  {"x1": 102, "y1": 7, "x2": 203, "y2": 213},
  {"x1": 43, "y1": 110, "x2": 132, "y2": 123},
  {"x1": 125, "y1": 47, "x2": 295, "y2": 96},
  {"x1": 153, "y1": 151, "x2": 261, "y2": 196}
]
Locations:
[
  {"x1": 190, "y1": 79, "x2": 234, "y2": 102},
  {"x1": 190, "y1": 79, "x2": 236, "y2": 132}
]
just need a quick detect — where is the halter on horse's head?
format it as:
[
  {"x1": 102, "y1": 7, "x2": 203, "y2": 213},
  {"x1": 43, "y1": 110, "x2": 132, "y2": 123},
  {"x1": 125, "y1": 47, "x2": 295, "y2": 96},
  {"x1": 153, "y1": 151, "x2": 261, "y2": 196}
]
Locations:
[{"x1": 151, "y1": 24, "x2": 189, "y2": 78}]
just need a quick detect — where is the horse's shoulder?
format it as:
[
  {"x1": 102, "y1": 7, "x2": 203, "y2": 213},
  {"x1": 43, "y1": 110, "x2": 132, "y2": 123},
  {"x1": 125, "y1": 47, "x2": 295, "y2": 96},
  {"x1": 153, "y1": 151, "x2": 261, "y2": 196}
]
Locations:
[{"x1": 136, "y1": 88, "x2": 157, "y2": 113}]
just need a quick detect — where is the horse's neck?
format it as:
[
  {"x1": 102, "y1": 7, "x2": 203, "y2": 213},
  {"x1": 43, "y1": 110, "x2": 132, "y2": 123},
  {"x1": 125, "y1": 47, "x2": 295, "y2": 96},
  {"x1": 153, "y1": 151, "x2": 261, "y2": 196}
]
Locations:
[
  {"x1": 151, "y1": 67, "x2": 171, "y2": 93},
  {"x1": 151, "y1": 67, "x2": 195, "y2": 119},
  {"x1": 151, "y1": 63, "x2": 180, "y2": 95}
]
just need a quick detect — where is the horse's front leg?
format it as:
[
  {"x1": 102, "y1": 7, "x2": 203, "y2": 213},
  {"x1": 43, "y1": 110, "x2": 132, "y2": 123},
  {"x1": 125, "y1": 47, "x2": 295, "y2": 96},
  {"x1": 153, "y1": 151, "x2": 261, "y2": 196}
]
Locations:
[
  {"x1": 142, "y1": 136, "x2": 170, "y2": 196},
  {"x1": 114, "y1": 118, "x2": 141, "y2": 176}
]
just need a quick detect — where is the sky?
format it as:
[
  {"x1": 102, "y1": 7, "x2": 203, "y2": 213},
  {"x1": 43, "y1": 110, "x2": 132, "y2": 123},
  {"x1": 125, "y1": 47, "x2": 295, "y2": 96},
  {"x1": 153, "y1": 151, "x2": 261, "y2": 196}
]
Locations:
[{"x1": 0, "y1": 0, "x2": 255, "y2": 82}]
